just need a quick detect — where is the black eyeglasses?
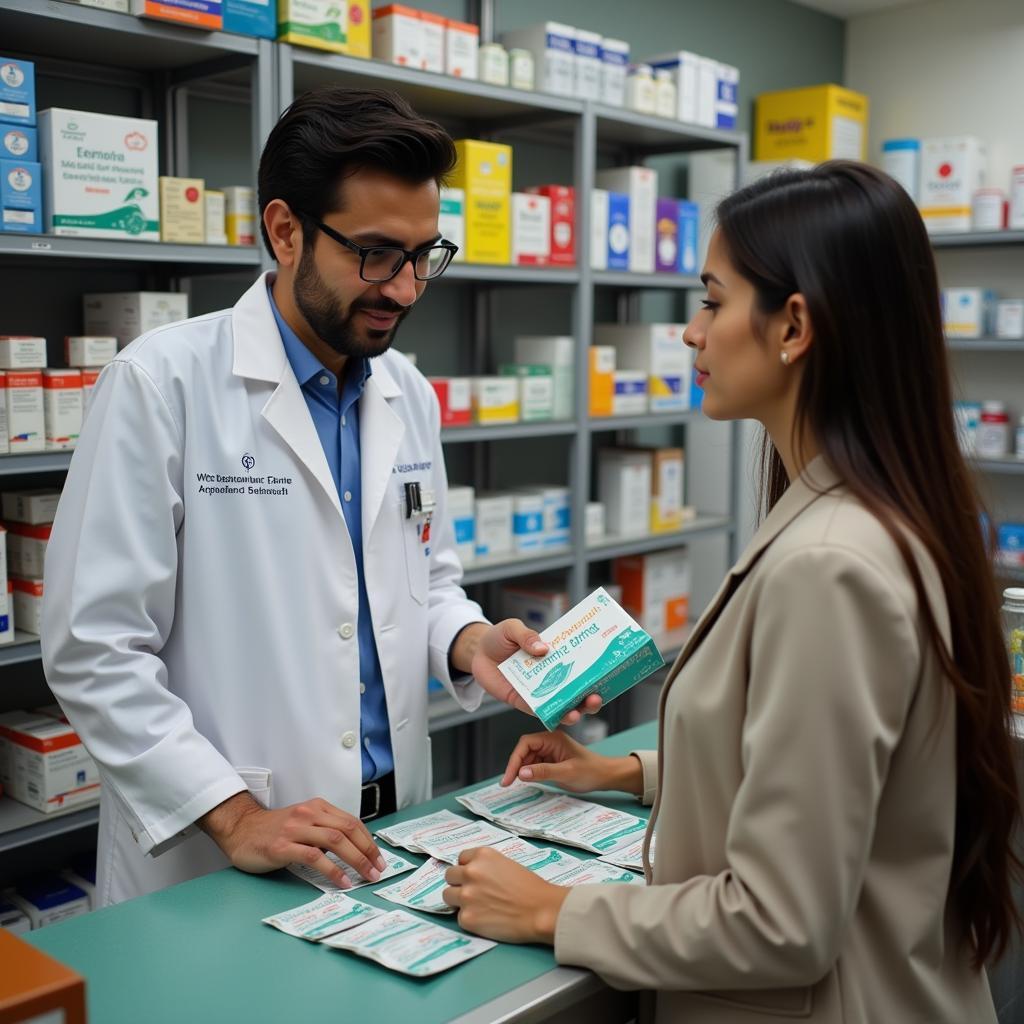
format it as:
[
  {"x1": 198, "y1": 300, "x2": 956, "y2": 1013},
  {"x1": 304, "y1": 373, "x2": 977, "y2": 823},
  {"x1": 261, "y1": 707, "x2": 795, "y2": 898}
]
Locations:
[{"x1": 302, "y1": 215, "x2": 459, "y2": 283}]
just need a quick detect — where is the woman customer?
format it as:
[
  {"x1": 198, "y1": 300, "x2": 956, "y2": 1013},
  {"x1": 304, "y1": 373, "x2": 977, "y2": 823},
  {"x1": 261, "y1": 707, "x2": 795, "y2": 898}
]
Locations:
[{"x1": 443, "y1": 161, "x2": 1021, "y2": 1023}]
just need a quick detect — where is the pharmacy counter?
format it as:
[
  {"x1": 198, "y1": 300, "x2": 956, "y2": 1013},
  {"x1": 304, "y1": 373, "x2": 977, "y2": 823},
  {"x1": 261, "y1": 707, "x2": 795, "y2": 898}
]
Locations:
[{"x1": 27, "y1": 722, "x2": 657, "y2": 1024}]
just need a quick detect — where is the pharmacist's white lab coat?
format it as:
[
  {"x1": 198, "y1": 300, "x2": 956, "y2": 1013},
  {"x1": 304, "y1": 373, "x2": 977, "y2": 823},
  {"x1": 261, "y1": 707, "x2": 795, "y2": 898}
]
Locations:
[{"x1": 41, "y1": 273, "x2": 487, "y2": 907}]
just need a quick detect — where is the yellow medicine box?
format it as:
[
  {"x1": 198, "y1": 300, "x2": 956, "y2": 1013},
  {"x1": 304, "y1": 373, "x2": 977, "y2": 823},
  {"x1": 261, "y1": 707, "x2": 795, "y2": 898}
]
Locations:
[
  {"x1": 159, "y1": 176, "x2": 205, "y2": 244},
  {"x1": 450, "y1": 139, "x2": 512, "y2": 265},
  {"x1": 342, "y1": 0, "x2": 371, "y2": 58},
  {"x1": 278, "y1": 0, "x2": 347, "y2": 53},
  {"x1": 754, "y1": 84, "x2": 869, "y2": 163}
]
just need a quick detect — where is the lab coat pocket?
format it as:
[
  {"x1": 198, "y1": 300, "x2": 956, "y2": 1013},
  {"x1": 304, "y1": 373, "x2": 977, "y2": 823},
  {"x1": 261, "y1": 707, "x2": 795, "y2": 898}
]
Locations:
[
  {"x1": 400, "y1": 504, "x2": 429, "y2": 605},
  {"x1": 234, "y1": 766, "x2": 273, "y2": 809}
]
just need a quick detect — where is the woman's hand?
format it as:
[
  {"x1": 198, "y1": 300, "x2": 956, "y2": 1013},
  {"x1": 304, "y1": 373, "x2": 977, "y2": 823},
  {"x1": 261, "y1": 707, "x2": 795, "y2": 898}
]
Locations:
[
  {"x1": 500, "y1": 730, "x2": 644, "y2": 796},
  {"x1": 443, "y1": 847, "x2": 569, "y2": 944}
]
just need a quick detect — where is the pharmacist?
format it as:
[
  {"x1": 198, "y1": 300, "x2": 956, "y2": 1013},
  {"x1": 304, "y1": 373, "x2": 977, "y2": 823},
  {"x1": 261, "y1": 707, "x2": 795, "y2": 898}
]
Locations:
[{"x1": 42, "y1": 87, "x2": 598, "y2": 907}]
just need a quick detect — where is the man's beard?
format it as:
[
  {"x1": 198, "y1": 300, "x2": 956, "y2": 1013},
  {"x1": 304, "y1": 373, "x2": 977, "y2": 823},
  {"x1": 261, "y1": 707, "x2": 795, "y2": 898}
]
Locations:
[{"x1": 294, "y1": 247, "x2": 410, "y2": 359}]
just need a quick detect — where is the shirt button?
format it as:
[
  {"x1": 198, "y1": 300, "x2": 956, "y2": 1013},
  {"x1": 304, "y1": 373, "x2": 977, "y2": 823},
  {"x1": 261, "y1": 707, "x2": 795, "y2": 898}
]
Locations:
[
  {"x1": 359, "y1": 682, "x2": 366, "y2": 695},
  {"x1": 341, "y1": 731, "x2": 357, "y2": 749},
  {"x1": 341, "y1": 415, "x2": 347, "y2": 427},
  {"x1": 344, "y1": 490, "x2": 352, "y2": 503},
  {"x1": 339, "y1": 623, "x2": 354, "y2": 640},
  {"x1": 319, "y1": 375, "x2": 330, "y2": 386}
]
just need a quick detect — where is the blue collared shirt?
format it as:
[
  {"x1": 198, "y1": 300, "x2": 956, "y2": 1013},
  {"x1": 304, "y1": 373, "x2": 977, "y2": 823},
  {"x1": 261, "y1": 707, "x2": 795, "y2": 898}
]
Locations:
[{"x1": 268, "y1": 287, "x2": 393, "y2": 783}]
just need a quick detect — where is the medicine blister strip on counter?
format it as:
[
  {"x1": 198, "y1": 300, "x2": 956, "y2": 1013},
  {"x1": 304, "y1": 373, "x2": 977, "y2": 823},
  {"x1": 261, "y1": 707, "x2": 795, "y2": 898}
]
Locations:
[
  {"x1": 457, "y1": 781, "x2": 648, "y2": 856},
  {"x1": 262, "y1": 893, "x2": 384, "y2": 941},
  {"x1": 321, "y1": 909, "x2": 497, "y2": 977},
  {"x1": 376, "y1": 810, "x2": 514, "y2": 862},
  {"x1": 375, "y1": 858, "x2": 456, "y2": 915},
  {"x1": 288, "y1": 849, "x2": 417, "y2": 894},
  {"x1": 598, "y1": 833, "x2": 655, "y2": 872}
]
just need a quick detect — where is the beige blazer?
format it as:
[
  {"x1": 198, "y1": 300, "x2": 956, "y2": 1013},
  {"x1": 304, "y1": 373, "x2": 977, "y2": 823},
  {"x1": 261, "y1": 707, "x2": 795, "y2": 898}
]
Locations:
[{"x1": 554, "y1": 457, "x2": 996, "y2": 1023}]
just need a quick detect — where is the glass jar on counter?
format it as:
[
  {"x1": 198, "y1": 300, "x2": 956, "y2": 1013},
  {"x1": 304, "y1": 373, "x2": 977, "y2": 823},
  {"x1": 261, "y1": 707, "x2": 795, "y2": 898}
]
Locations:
[{"x1": 1004, "y1": 588, "x2": 1024, "y2": 714}]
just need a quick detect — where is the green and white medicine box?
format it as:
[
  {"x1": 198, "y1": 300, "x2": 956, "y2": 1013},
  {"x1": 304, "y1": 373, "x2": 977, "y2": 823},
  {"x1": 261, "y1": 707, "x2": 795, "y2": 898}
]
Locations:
[
  {"x1": 498, "y1": 587, "x2": 664, "y2": 730},
  {"x1": 499, "y1": 363, "x2": 553, "y2": 421},
  {"x1": 38, "y1": 108, "x2": 159, "y2": 241}
]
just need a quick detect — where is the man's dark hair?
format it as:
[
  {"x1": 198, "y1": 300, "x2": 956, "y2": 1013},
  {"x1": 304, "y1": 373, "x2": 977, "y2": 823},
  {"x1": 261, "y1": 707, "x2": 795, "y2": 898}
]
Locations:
[{"x1": 257, "y1": 87, "x2": 457, "y2": 258}]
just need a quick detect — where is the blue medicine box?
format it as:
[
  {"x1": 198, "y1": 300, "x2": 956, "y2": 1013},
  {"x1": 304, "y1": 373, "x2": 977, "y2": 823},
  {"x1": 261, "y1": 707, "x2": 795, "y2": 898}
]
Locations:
[
  {"x1": 2, "y1": 124, "x2": 37, "y2": 161},
  {"x1": 607, "y1": 191, "x2": 630, "y2": 271},
  {"x1": 1, "y1": 158, "x2": 42, "y2": 234},
  {"x1": 678, "y1": 200, "x2": 699, "y2": 275},
  {"x1": 0, "y1": 57, "x2": 36, "y2": 127},
  {"x1": 223, "y1": 0, "x2": 277, "y2": 38}
]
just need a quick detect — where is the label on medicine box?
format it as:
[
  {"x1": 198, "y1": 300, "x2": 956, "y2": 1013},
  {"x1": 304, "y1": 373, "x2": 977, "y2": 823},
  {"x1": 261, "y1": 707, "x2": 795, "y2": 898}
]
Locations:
[
  {"x1": 655, "y1": 198, "x2": 679, "y2": 273},
  {"x1": 471, "y1": 377, "x2": 519, "y2": 425},
  {"x1": 512, "y1": 492, "x2": 545, "y2": 553},
  {"x1": 600, "y1": 38, "x2": 629, "y2": 107},
  {"x1": 2, "y1": 488, "x2": 61, "y2": 525},
  {"x1": 450, "y1": 140, "x2": 512, "y2": 265},
  {"x1": 942, "y1": 288, "x2": 994, "y2": 339},
  {"x1": 920, "y1": 136, "x2": 987, "y2": 234},
  {"x1": 204, "y1": 190, "x2": 227, "y2": 245},
  {"x1": 0, "y1": 57, "x2": 36, "y2": 126},
  {"x1": 446, "y1": 20, "x2": 480, "y2": 79},
  {"x1": 0, "y1": 336, "x2": 46, "y2": 370},
  {"x1": 526, "y1": 185, "x2": 574, "y2": 266},
  {"x1": 278, "y1": 0, "x2": 347, "y2": 54},
  {"x1": 372, "y1": 5, "x2": 425, "y2": 69},
  {"x1": 12, "y1": 576, "x2": 43, "y2": 635},
  {"x1": 65, "y1": 335, "x2": 117, "y2": 367},
  {"x1": 1, "y1": 158, "x2": 42, "y2": 235},
  {"x1": 131, "y1": 0, "x2": 224, "y2": 29},
  {"x1": 2, "y1": 125, "x2": 37, "y2": 161},
  {"x1": 0, "y1": 710, "x2": 100, "y2": 814},
  {"x1": 613, "y1": 370, "x2": 648, "y2": 416},
  {"x1": 474, "y1": 493, "x2": 513, "y2": 558},
  {"x1": 419, "y1": 12, "x2": 446, "y2": 74},
  {"x1": 498, "y1": 587, "x2": 665, "y2": 730},
  {"x1": 606, "y1": 191, "x2": 630, "y2": 271},
  {"x1": 6, "y1": 521, "x2": 51, "y2": 577},
  {"x1": 447, "y1": 485, "x2": 475, "y2": 565},
  {"x1": 222, "y1": 185, "x2": 256, "y2": 246},
  {"x1": 83, "y1": 291, "x2": 189, "y2": 348},
  {"x1": 0, "y1": 577, "x2": 11, "y2": 645},
  {"x1": 223, "y1": 0, "x2": 277, "y2": 38},
  {"x1": 499, "y1": 364, "x2": 553, "y2": 421},
  {"x1": 39, "y1": 108, "x2": 159, "y2": 241},
  {"x1": 996, "y1": 300, "x2": 1024, "y2": 340},
  {"x1": 428, "y1": 377, "x2": 471, "y2": 427},
  {"x1": 438, "y1": 186, "x2": 465, "y2": 262},
  {"x1": 9, "y1": 877, "x2": 90, "y2": 928},
  {"x1": 43, "y1": 369, "x2": 83, "y2": 451},
  {"x1": 511, "y1": 192, "x2": 550, "y2": 266},
  {"x1": 159, "y1": 176, "x2": 206, "y2": 244},
  {"x1": 6, "y1": 370, "x2": 44, "y2": 455},
  {"x1": 677, "y1": 201, "x2": 698, "y2": 275}
]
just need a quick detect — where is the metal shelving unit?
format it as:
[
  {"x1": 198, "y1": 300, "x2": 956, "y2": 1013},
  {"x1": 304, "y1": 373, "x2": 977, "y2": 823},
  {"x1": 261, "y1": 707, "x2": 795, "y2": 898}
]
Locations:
[
  {"x1": 0, "y1": 452, "x2": 74, "y2": 477},
  {"x1": 948, "y1": 339, "x2": 1024, "y2": 352},
  {"x1": 586, "y1": 516, "x2": 734, "y2": 562},
  {"x1": 0, "y1": 1, "x2": 747, "y2": 856},
  {"x1": 976, "y1": 457, "x2": 1024, "y2": 476},
  {"x1": 931, "y1": 231, "x2": 1024, "y2": 249},
  {"x1": 441, "y1": 421, "x2": 576, "y2": 444},
  {"x1": 0, "y1": 800, "x2": 99, "y2": 855},
  {"x1": 0, "y1": 633, "x2": 43, "y2": 668},
  {"x1": 0, "y1": 235, "x2": 261, "y2": 268}
]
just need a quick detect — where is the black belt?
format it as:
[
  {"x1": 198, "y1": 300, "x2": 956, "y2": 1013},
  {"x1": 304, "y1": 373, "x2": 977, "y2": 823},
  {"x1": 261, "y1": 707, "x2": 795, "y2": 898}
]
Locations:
[{"x1": 360, "y1": 772, "x2": 396, "y2": 822}]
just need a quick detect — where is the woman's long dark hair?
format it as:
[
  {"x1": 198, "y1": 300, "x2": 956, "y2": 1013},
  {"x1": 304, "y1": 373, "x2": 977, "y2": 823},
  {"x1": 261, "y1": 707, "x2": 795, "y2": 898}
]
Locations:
[{"x1": 716, "y1": 161, "x2": 1021, "y2": 967}]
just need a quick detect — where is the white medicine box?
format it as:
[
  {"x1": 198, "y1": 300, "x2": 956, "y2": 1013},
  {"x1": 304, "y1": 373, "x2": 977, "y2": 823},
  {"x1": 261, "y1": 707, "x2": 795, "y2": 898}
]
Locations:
[
  {"x1": 594, "y1": 323, "x2": 692, "y2": 412},
  {"x1": 38, "y1": 108, "x2": 160, "y2": 241},
  {"x1": 5, "y1": 370, "x2": 44, "y2": 454},
  {"x1": 598, "y1": 448, "x2": 652, "y2": 538},
  {"x1": 919, "y1": 137, "x2": 987, "y2": 235},
  {"x1": 474, "y1": 493, "x2": 513, "y2": 559},
  {"x1": 372, "y1": 6, "x2": 425, "y2": 69},
  {"x1": 43, "y1": 369, "x2": 83, "y2": 451},
  {"x1": 500, "y1": 22, "x2": 577, "y2": 97},
  {"x1": 942, "y1": 288, "x2": 993, "y2": 339},
  {"x1": 2, "y1": 488, "x2": 61, "y2": 525},
  {"x1": 12, "y1": 577, "x2": 43, "y2": 635},
  {"x1": 447, "y1": 485, "x2": 476, "y2": 566},
  {"x1": 83, "y1": 291, "x2": 189, "y2": 349},
  {"x1": 0, "y1": 336, "x2": 46, "y2": 370},
  {"x1": 511, "y1": 192, "x2": 551, "y2": 266},
  {"x1": 64, "y1": 335, "x2": 116, "y2": 367},
  {"x1": 9, "y1": 876, "x2": 91, "y2": 928}
]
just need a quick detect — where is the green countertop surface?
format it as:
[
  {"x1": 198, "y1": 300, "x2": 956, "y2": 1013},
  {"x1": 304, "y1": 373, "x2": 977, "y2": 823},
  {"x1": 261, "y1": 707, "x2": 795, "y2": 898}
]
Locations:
[{"x1": 27, "y1": 721, "x2": 657, "y2": 1024}]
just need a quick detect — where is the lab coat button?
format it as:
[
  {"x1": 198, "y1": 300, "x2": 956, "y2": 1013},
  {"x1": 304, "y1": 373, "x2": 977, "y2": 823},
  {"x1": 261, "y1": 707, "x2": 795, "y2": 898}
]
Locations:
[
  {"x1": 341, "y1": 731, "x2": 357, "y2": 748},
  {"x1": 339, "y1": 623, "x2": 354, "y2": 639}
]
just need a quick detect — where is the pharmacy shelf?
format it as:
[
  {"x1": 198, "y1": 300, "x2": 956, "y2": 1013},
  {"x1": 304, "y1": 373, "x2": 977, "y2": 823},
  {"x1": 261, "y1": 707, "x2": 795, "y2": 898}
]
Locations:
[
  {"x1": 0, "y1": 235, "x2": 262, "y2": 269},
  {"x1": 0, "y1": 633, "x2": 42, "y2": 668},
  {"x1": 974, "y1": 457, "x2": 1024, "y2": 476},
  {"x1": 287, "y1": 47, "x2": 583, "y2": 124},
  {"x1": 441, "y1": 421, "x2": 577, "y2": 444},
  {"x1": 999, "y1": 565, "x2": 1024, "y2": 585},
  {"x1": 586, "y1": 516, "x2": 733, "y2": 562},
  {"x1": 948, "y1": 339, "x2": 1024, "y2": 352},
  {"x1": 443, "y1": 264, "x2": 580, "y2": 285},
  {"x1": 0, "y1": 451, "x2": 73, "y2": 477},
  {"x1": 428, "y1": 693, "x2": 512, "y2": 733},
  {"x1": 593, "y1": 271, "x2": 701, "y2": 290},
  {"x1": 593, "y1": 104, "x2": 745, "y2": 153},
  {"x1": 0, "y1": 0, "x2": 260, "y2": 70},
  {"x1": 931, "y1": 231, "x2": 1024, "y2": 250},
  {"x1": 461, "y1": 548, "x2": 575, "y2": 587},
  {"x1": 589, "y1": 411, "x2": 699, "y2": 432},
  {"x1": 0, "y1": 799, "x2": 100, "y2": 855}
]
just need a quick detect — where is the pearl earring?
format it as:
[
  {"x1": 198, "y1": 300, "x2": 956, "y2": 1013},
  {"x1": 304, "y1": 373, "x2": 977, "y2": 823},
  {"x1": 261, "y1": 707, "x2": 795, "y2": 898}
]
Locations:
[{"x1": 781, "y1": 351, "x2": 790, "y2": 365}]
